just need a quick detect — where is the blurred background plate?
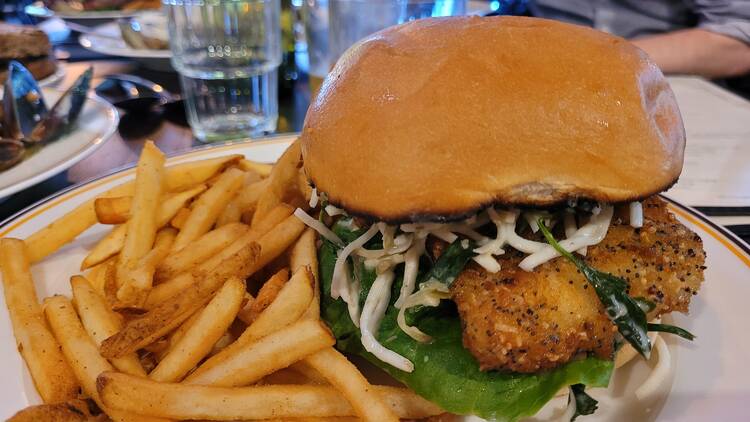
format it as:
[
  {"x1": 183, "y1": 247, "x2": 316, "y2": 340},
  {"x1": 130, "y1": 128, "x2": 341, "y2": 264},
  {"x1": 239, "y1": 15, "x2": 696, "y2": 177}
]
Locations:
[
  {"x1": 0, "y1": 88, "x2": 118, "y2": 198},
  {"x1": 78, "y1": 22, "x2": 171, "y2": 70},
  {"x1": 37, "y1": 63, "x2": 66, "y2": 88},
  {"x1": 25, "y1": 2, "x2": 158, "y2": 25}
]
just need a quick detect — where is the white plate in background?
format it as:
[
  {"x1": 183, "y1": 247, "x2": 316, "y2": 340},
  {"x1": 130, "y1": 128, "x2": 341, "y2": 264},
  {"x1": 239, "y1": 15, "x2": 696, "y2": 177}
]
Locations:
[
  {"x1": 25, "y1": 3, "x2": 159, "y2": 21},
  {"x1": 37, "y1": 64, "x2": 66, "y2": 88},
  {"x1": 0, "y1": 88, "x2": 118, "y2": 198}
]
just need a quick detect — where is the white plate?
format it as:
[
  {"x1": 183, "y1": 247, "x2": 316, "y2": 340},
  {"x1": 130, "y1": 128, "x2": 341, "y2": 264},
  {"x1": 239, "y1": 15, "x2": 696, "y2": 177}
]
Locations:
[
  {"x1": 0, "y1": 135, "x2": 748, "y2": 421},
  {"x1": 25, "y1": 3, "x2": 158, "y2": 21},
  {"x1": 78, "y1": 21, "x2": 171, "y2": 60},
  {"x1": 0, "y1": 88, "x2": 118, "y2": 198}
]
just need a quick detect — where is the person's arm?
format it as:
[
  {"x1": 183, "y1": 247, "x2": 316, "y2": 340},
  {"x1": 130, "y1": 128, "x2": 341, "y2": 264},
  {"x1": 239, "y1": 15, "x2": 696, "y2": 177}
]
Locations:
[{"x1": 632, "y1": 29, "x2": 750, "y2": 79}]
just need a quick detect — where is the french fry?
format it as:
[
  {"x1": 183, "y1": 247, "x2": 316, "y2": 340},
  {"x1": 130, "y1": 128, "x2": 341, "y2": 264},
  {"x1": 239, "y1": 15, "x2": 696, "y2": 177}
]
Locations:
[
  {"x1": 101, "y1": 242, "x2": 260, "y2": 358},
  {"x1": 245, "y1": 268, "x2": 288, "y2": 322},
  {"x1": 95, "y1": 196, "x2": 133, "y2": 224},
  {"x1": 193, "y1": 267, "x2": 314, "y2": 377},
  {"x1": 242, "y1": 167, "x2": 264, "y2": 186},
  {"x1": 43, "y1": 296, "x2": 167, "y2": 422},
  {"x1": 102, "y1": 272, "x2": 206, "y2": 358},
  {"x1": 145, "y1": 207, "x2": 296, "y2": 308},
  {"x1": 102, "y1": 260, "x2": 119, "y2": 307},
  {"x1": 289, "y1": 361, "x2": 329, "y2": 385},
  {"x1": 155, "y1": 223, "x2": 248, "y2": 283},
  {"x1": 297, "y1": 168, "x2": 314, "y2": 204},
  {"x1": 216, "y1": 178, "x2": 270, "y2": 227},
  {"x1": 150, "y1": 277, "x2": 245, "y2": 382},
  {"x1": 170, "y1": 207, "x2": 190, "y2": 229},
  {"x1": 215, "y1": 202, "x2": 242, "y2": 227},
  {"x1": 86, "y1": 256, "x2": 116, "y2": 297},
  {"x1": 245, "y1": 213, "x2": 306, "y2": 276},
  {"x1": 267, "y1": 418, "x2": 359, "y2": 422},
  {"x1": 81, "y1": 184, "x2": 207, "y2": 270},
  {"x1": 236, "y1": 293, "x2": 255, "y2": 325},
  {"x1": 290, "y1": 228, "x2": 320, "y2": 319},
  {"x1": 26, "y1": 155, "x2": 239, "y2": 264},
  {"x1": 207, "y1": 330, "x2": 236, "y2": 358},
  {"x1": 183, "y1": 318, "x2": 334, "y2": 387},
  {"x1": 157, "y1": 154, "x2": 241, "y2": 192},
  {"x1": 143, "y1": 338, "x2": 171, "y2": 362},
  {"x1": 0, "y1": 239, "x2": 79, "y2": 403},
  {"x1": 238, "y1": 158, "x2": 273, "y2": 177},
  {"x1": 143, "y1": 273, "x2": 195, "y2": 309},
  {"x1": 251, "y1": 203, "x2": 294, "y2": 234},
  {"x1": 116, "y1": 142, "x2": 166, "y2": 304},
  {"x1": 252, "y1": 140, "x2": 301, "y2": 225},
  {"x1": 98, "y1": 372, "x2": 443, "y2": 420},
  {"x1": 171, "y1": 167, "x2": 246, "y2": 252},
  {"x1": 70, "y1": 276, "x2": 146, "y2": 377},
  {"x1": 145, "y1": 224, "x2": 264, "y2": 308},
  {"x1": 116, "y1": 228, "x2": 177, "y2": 306},
  {"x1": 305, "y1": 347, "x2": 399, "y2": 422},
  {"x1": 166, "y1": 304, "x2": 204, "y2": 350},
  {"x1": 25, "y1": 182, "x2": 133, "y2": 264},
  {"x1": 259, "y1": 366, "x2": 316, "y2": 385}
]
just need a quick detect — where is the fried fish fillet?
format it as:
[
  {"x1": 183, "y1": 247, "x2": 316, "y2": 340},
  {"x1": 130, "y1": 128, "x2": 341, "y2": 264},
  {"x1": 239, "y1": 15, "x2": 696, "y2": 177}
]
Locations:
[{"x1": 450, "y1": 197, "x2": 705, "y2": 373}]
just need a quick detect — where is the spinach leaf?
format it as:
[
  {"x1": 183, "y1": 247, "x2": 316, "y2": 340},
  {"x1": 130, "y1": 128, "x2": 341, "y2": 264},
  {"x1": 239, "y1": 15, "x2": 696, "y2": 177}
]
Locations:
[
  {"x1": 319, "y1": 222, "x2": 614, "y2": 422},
  {"x1": 570, "y1": 384, "x2": 598, "y2": 420},
  {"x1": 318, "y1": 193, "x2": 329, "y2": 222},
  {"x1": 331, "y1": 218, "x2": 366, "y2": 243},
  {"x1": 647, "y1": 323, "x2": 696, "y2": 341},
  {"x1": 405, "y1": 239, "x2": 476, "y2": 324},
  {"x1": 537, "y1": 219, "x2": 652, "y2": 358},
  {"x1": 422, "y1": 239, "x2": 476, "y2": 285}
]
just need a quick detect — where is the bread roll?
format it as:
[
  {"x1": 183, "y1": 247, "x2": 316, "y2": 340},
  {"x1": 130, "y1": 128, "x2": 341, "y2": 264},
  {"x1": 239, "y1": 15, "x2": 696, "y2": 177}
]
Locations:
[{"x1": 301, "y1": 16, "x2": 685, "y2": 223}]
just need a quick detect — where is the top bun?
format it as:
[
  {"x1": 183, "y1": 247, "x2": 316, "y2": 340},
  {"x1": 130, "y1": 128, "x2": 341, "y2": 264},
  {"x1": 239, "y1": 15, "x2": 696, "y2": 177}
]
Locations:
[{"x1": 301, "y1": 16, "x2": 685, "y2": 223}]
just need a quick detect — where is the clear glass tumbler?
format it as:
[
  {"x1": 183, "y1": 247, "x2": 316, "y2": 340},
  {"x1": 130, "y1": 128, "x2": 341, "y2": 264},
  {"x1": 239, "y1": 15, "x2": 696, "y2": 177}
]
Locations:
[
  {"x1": 328, "y1": 0, "x2": 466, "y2": 62},
  {"x1": 164, "y1": 0, "x2": 282, "y2": 142},
  {"x1": 302, "y1": 0, "x2": 329, "y2": 96}
]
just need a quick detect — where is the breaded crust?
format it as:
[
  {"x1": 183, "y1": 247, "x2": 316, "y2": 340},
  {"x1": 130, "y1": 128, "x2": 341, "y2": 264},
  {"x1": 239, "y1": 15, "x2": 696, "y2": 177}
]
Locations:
[{"x1": 450, "y1": 197, "x2": 705, "y2": 373}]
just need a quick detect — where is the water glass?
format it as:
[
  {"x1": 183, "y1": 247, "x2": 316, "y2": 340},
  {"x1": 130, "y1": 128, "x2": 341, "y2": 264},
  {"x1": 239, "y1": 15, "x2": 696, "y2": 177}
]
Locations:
[
  {"x1": 164, "y1": 0, "x2": 282, "y2": 142},
  {"x1": 302, "y1": 0, "x2": 465, "y2": 96},
  {"x1": 302, "y1": 0, "x2": 329, "y2": 95}
]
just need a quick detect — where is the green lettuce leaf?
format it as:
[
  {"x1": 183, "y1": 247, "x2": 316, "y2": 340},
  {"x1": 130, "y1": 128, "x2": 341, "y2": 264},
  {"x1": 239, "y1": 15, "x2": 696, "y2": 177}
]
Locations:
[{"x1": 319, "y1": 220, "x2": 614, "y2": 421}]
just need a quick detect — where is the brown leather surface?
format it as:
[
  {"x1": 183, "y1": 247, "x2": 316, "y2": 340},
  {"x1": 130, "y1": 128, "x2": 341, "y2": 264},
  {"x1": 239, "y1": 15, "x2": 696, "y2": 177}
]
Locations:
[{"x1": 301, "y1": 16, "x2": 686, "y2": 223}]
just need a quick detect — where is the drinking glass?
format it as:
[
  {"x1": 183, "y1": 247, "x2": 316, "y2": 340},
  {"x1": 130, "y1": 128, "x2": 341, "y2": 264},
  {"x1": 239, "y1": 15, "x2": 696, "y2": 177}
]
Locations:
[
  {"x1": 164, "y1": 0, "x2": 282, "y2": 142},
  {"x1": 303, "y1": 0, "x2": 465, "y2": 96},
  {"x1": 329, "y1": 0, "x2": 466, "y2": 62},
  {"x1": 302, "y1": 0, "x2": 329, "y2": 95}
]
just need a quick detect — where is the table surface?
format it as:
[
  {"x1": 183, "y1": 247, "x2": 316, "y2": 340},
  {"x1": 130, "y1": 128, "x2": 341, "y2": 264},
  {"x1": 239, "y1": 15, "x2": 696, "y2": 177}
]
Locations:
[{"x1": 0, "y1": 57, "x2": 749, "y2": 244}]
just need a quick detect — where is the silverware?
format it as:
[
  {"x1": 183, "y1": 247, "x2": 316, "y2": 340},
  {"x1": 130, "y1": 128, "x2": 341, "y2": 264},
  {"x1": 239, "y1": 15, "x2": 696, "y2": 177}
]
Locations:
[{"x1": 95, "y1": 74, "x2": 187, "y2": 139}]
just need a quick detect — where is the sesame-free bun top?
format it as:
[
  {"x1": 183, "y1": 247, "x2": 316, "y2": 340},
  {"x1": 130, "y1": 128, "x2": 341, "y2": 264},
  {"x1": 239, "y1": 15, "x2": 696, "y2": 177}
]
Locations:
[{"x1": 300, "y1": 16, "x2": 685, "y2": 223}]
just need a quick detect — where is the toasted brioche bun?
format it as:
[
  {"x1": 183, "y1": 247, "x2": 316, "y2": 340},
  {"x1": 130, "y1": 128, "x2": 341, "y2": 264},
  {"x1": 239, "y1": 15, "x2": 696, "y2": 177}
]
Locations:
[{"x1": 301, "y1": 16, "x2": 685, "y2": 223}]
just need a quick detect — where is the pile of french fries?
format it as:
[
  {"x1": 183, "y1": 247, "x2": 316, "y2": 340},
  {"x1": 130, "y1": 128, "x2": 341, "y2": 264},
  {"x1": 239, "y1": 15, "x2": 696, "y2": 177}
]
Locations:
[{"x1": 0, "y1": 141, "x2": 443, "y2": 422}]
